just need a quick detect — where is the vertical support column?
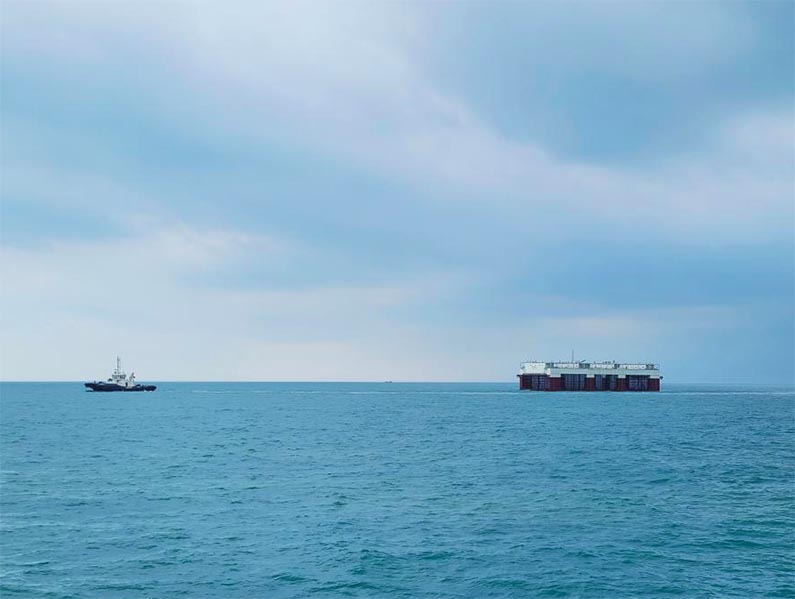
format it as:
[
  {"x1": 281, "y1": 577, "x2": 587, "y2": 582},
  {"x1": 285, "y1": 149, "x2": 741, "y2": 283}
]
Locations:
[
  {"x1": 617, "y1": 376, "x2": 627, "y2": 391},
  {"x1": 548, "y1": 377, "x2": 563, "y2": 391},
  {"x1": 585, "y1": 375, "x2": 596, "y2": 391},
  {"x1": 648, "y1": 377, "x2": 660, "y2": 392}
]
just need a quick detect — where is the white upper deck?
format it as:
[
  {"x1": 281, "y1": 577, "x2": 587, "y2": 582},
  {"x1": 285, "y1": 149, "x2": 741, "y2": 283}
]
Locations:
[
  {"x1": 519, "y1": 360, "x2": 660, "y2": 377},
  {"x1": 107, "y1": 356, "x2": 136, "y2": 386}
]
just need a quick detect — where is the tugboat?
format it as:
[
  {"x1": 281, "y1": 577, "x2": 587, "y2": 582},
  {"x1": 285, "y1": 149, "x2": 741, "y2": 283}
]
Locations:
[{"x1": 84, "y1": 356, "x2": 156, "y2": 392}]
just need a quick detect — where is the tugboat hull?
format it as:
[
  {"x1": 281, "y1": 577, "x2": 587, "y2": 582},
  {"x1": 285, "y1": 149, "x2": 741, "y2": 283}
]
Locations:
[{"x1": 84, "y1": 382, "x2": 157, "y2": 392}]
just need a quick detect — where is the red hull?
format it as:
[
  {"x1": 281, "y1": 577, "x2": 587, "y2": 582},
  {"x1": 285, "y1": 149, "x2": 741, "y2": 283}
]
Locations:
[{"x1": 518, "y1": 374, "x2": 660, "y2": 391}]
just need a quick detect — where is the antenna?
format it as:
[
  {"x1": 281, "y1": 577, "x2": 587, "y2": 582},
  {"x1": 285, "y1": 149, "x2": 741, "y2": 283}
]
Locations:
[{"x1": 571, "y1": 349, "x2": 575, "y2": 362}]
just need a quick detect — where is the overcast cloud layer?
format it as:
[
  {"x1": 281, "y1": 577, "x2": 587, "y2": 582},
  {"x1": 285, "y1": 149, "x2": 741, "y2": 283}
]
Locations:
[{"x1": 1, "y1": 1, "x2": 793, "y2": 383}]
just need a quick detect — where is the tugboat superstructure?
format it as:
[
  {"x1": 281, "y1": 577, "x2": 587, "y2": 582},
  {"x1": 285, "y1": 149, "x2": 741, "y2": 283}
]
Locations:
[{"x1": 84, "y1": 356, "x2": 156, "y2": 392}]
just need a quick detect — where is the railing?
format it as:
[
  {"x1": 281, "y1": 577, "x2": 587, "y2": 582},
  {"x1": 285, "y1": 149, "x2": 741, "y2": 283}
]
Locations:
[{"x1": 522, "y1": 361, "x2": 659, "y2": 371}]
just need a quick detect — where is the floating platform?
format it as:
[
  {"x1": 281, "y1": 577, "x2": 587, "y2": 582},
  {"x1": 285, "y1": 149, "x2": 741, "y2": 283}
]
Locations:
[{"x1": 518, "y1": 361, "x2": 661, "y2": 391}]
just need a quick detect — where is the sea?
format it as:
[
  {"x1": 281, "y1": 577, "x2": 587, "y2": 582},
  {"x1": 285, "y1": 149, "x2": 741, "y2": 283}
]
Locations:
[{"x1": 1, "y1": 382, "x2": 793, "y2": 598}]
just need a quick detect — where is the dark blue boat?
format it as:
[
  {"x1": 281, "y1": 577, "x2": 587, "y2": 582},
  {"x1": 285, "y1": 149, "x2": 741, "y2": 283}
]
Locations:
[{"x1": 84, "y1": 357, "x2": 156, "y2": 392}]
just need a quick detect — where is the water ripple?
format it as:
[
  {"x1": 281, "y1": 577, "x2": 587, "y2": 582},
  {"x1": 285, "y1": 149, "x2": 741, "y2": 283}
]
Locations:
[{"x1": 1, "y1": 382, "x2": 793, "y2": 598}]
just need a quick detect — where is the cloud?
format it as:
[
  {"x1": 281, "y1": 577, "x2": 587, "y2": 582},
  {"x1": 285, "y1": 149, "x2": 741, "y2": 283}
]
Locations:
[
  {"x1": 7, "y1": 2, "x2": 792, "y2": 244},
  {"x1": 2, "y1": 2, "x2": 792, "y2": 243},
  {"x1": 0, "y1": 222, "x2": 473, "y2": 380},
  {"x1": 0, "y1": 1, "x2": 792, "y2": 382}
]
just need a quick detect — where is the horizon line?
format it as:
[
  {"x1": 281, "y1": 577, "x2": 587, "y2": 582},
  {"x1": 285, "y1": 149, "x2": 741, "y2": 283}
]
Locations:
[{"x1": 1, "y1": 380, "x2": 794, "y2": 387}]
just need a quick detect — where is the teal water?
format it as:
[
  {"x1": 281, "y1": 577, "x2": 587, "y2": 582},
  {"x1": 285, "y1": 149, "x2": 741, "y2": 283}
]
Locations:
[{"x1": 1, "y1": 382, "x2": 793, "y2": 598}]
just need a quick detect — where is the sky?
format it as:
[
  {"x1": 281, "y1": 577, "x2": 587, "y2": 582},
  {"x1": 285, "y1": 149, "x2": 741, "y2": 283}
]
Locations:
[{"x1": 1, "y1": 1, "x2": 793, "y2": 383}]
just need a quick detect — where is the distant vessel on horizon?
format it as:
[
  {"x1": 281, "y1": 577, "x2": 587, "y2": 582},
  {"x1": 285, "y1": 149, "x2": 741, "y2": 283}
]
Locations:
[
  {"x1": 518, "y1": 360, "x2": 661, "y2": 391},
  {"x1": 84, "y1": 356, "x2": 156, "y2": 392}
]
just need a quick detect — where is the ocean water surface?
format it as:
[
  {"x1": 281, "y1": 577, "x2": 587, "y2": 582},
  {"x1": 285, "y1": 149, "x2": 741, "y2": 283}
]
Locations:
[{"x1": 1, "y1": 382, "x2": 793, "y2": 598}]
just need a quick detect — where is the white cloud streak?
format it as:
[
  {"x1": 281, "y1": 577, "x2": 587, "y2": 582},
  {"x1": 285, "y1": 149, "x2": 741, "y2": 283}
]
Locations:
[
  {"x1": 0, "y1": 224, "x2": 470, "y2": 380},
  {"x1": 3, "y1": 2, "x2": 791, "y2": 242}
]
